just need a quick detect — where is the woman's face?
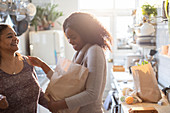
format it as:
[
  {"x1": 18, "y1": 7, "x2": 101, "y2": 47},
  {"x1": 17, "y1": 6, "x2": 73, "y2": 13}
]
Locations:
[
  {"x1": 65, "y1": 27, "x2": 86, "y2": 51},
  {"x1": 0, "y1": 27, "x2": 19, "y2": 53}
]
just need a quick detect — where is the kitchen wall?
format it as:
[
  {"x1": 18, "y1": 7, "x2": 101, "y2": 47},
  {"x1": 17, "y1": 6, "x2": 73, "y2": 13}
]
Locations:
[{"x1": 18, "y1": 0, "x2": 79, "y2": 60}]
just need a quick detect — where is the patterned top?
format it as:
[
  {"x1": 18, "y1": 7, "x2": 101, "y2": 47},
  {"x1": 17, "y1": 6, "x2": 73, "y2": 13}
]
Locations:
[{"x1": 0, "y1": 57, "x2": 48, "y2": 113}]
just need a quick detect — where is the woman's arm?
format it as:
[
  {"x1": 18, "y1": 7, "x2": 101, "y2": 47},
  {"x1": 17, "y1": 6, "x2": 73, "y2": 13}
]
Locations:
[
  {"x1": 27, "y1": 56, "x2": 54, "y2": 79},
  {"x1": 0, "y1": 94, "x2": 8, "y2": 109},
  {"x1": 65, "y1": 45, "x2": 106, "y2": 109},
  {"x1": 38, "y1": 90, "x2": 49, "y2": 109},
  {"x1": 48, "y1": 45, "x2": 106, "y2": 111}
]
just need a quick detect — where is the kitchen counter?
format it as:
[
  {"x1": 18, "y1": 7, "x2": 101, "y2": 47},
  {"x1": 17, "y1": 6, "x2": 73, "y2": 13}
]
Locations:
[
  {"x1": 121, "y1": 98, "x2": 170, "y2": 113},
  {"x1": 111, "y1": 71, "x2": 170, "y2": 113}
]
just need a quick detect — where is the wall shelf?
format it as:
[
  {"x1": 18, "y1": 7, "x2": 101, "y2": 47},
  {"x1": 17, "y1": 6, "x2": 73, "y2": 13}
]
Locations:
[{"x1": 130, "y1": 43, "x2": 156, "y2": 49}]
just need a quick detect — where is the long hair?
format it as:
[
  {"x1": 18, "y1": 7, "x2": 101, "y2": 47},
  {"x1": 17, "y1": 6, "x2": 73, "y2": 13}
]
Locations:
[
  {"x1": 63, "y1": 12, "x2": 113, "y2": 51},
  {"x1": 0, "y1": 24, "x2": 8, "y2": 64}
]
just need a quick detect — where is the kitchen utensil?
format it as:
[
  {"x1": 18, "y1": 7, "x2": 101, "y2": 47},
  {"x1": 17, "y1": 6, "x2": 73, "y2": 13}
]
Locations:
[
  {"x1": 137, "y1": 22, "x2": 155, "y2": 36},
  {"x1": 8, "y1": 1, "x2": 17, "y2": 15},
  {"x1": 17, "y1": 19, "x2": 28, "y2": 36},
  {"x1": 5, "y1": 14, "x2": 14, "y2": 27},
  {"x1": 166, "y1": 89, "x2": 170, "y2": 103},
  {"x1": 16, "y1": 14, "x2": 26, "y2": 21},
  {"x1": 0, "y1": 2, "x2": 8, "y2": 12},
  {"x1": 26, "y1": 3, "x2": 36, "y2": 17}
]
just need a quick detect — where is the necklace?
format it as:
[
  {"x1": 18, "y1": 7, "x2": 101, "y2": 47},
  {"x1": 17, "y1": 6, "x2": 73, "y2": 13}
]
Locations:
[{"x1": 12, "y1": 55, "x2": 17, "y2": 75}]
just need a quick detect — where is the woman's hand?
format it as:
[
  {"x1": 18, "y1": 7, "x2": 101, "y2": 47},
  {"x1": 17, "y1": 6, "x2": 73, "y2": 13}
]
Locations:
[
  {"x1": 27, "y1": 56, "x2": 54, "y2": 77},
  {"x1": 47, "y1": 95, "x2": 68, "y2": 112},
  {"x1": 48, "y1": 95, "x2": 58, "y2": 113},
  {"x1": 27, "y1": 56, "x2": 44, "y2": 67},
  {"x1": 0, "y1": 95, "x2": 9, "y2": 109}
]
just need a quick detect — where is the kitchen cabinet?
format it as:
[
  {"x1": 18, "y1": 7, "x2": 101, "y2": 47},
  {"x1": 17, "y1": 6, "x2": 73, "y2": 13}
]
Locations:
[
  {"x1": 158, "y1": 54, "x2": 170, "y2": 87},
  {"x1": 156, "y1": 22, "x2": 170, "y2": 88}
]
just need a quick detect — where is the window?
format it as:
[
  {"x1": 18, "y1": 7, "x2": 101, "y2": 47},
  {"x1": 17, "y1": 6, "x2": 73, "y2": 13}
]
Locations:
[
  {"x1": 115, "y1": 0, "x2": 136, "y2": 9},
  {"x1": 97, "y1": 17, "x2": 111, "y2": 32},
  {"x1": 79, "y1": 0, "x2": 138, "y2": 51},
  {"x1": 116, "y1": 16, "x2": 133, "y2": 49},
  {"x1": 79, "y1": 0, "x2": 113, "y2": 9},
  {"x1": 78, "y1": 0, "x2": 158, "y2": 54}
]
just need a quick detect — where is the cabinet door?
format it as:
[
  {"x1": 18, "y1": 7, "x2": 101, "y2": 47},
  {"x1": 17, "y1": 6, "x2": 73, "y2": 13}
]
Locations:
[{"x1": 158, "y1": 54, "x2": 170, "y2": 87}]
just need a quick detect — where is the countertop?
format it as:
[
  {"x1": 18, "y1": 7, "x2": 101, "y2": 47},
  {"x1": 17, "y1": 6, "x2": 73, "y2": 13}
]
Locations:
[{"x1": 111, "y1": 71, "x2": 170, "y2": 113}]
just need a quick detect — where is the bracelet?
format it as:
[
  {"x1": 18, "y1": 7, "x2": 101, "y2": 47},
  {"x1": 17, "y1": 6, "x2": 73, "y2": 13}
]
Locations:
[{"x1": 0, "y1": 94, "x2": 4, "y2": 100}]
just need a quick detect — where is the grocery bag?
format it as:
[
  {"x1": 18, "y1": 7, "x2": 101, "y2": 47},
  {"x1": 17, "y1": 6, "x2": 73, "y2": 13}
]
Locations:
[
  {"x1": 45, "y1": 57, "x2": 89, "y2": 113},
  {"x1": 131, "y1": 63, "x2": 161, "y2": 102}
]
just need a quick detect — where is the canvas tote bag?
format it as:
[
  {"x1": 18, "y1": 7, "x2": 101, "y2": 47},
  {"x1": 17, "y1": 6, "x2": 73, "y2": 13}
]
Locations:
[
  {"x1": 131, "y1": 63, "x2": 161, "y2": 102},
  {"x1": 45, "y1": 57, "x2": 89, "y2": 113}
]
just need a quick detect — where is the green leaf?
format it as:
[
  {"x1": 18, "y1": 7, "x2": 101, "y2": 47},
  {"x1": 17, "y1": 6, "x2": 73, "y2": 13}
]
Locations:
[{"x1": 31, "y1": 3, "x2": 63, "y2": 28}]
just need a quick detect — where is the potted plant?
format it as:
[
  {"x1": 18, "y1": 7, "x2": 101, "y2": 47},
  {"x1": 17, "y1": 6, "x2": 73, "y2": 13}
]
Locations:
[
  {"x1": 141, "y1": 3, "x2": 157, "y2": 23},
  {"x1": 31, "y1": 3, "x2": 63, "y2": 31}
]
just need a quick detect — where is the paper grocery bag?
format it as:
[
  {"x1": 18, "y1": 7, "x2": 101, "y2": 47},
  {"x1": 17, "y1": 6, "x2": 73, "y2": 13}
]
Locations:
[
  {"x1": 45, "y1": 57, "x2": 88, "y2": 101},
  {"x1": 45, "y1": 57, "x2": 89, "y2": 113},
  {"x1": 131, "y1": 63, "x2": 161, "y2": 102}
]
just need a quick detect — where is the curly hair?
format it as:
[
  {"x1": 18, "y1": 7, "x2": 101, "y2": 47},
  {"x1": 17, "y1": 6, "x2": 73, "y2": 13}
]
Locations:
[{"x1": 63, "y1": 12, "x2": 113, "y2": 51}]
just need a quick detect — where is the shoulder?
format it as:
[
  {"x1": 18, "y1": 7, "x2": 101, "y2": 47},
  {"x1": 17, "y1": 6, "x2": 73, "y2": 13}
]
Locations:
[
  {"x1": 20, "y1": 55, "x2": 32, "y2": 66},
  {"x1": 86, "y1": 44, "x2": 105, "y2": 61},
  {"x1": 87, "y1": 44, "x2": 104, "y2": 54}
]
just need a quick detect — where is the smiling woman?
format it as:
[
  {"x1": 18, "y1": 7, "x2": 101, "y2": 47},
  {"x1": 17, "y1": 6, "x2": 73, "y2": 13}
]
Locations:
[
  {"x1": 65, "y1": 27, "x2": 86, "y2": 51},
  {"x1": 0, "y1": 24, "x2": 49, "y2": 113},
  {"x1": 0, "y1": 27, "x2": 19, "y2": 52},
  {"x1": 28, "y1": 12, "x2": 113, "y2": 113}
]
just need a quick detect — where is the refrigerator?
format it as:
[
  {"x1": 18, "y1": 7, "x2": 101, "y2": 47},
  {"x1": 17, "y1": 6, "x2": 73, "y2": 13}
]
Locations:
[
  {"x1": 29, "y1": 30, "x2": 65, "y2": 65},
  {"x1": 29, "y1": 30, "x2": 65, "y2": 113}
]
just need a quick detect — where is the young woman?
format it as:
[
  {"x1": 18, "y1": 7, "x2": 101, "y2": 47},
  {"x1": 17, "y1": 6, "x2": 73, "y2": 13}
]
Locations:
[
  {"x1": 0, "y1": 24, "x2": 49, "y2": 113},
  {"x1": 29, "y1": 12, "x2": 113, "y2": 113}
]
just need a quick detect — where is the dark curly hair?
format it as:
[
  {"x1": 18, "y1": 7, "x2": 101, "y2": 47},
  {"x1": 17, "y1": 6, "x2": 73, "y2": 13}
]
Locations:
[{"x1": 63, "y1": 12, "x2": 113, "y2": 51}]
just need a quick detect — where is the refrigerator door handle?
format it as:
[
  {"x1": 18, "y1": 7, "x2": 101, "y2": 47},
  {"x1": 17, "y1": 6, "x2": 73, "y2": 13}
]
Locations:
[{"x1": 30, "y1": 44, "x2": 34, "y2": 56}]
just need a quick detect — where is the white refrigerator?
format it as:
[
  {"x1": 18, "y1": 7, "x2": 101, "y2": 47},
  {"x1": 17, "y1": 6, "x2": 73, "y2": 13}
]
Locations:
[
  {"x1": 29, "y1": 30, "x2": 65, "y2": 113},
  {"x1": 29, "y1": 30, "x2": 65, "y2": 65}
]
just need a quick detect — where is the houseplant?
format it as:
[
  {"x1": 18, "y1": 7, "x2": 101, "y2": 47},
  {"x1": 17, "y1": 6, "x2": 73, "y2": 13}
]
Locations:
[
  {"x1": 141, "y1": 3, "x2": 157, "y2": 22},
  {"x1": 31, "y1": 3, "x2": 63, "y2": 31}
]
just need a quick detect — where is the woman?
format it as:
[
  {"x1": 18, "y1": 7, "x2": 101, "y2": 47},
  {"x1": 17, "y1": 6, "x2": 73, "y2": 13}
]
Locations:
[
  {"x1": 29, "y1": 12, "x2": 113, "y2": 113},
  {"x1": 0, "y1": 24, "x2": 49, "y2": 113}
]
